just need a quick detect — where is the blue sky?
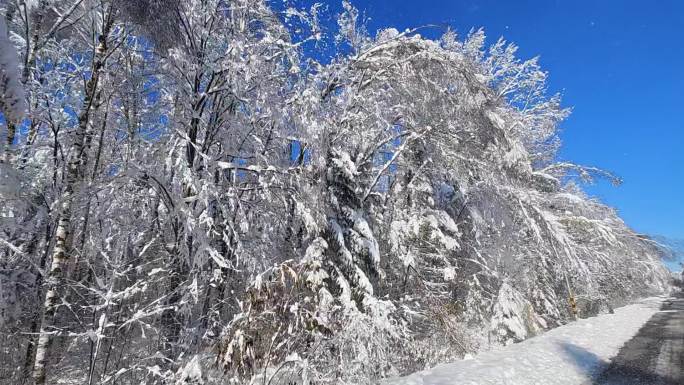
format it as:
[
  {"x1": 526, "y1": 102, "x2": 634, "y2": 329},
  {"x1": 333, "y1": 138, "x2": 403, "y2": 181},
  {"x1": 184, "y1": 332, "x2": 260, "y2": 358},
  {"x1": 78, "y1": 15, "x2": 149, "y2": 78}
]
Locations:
[{"x1": 338, "y1": 0, "x2": 683, "y2": 241}]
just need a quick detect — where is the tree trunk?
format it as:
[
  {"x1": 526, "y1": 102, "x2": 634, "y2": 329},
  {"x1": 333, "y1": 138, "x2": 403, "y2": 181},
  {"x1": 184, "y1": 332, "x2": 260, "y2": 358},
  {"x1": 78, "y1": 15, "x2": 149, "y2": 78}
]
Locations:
[
  {"x1": 31, "y1": 17, "x2": 114, "y2": 384},
  {"x1": 21, "y1": 222, "x2": 53, "y2": 383}
]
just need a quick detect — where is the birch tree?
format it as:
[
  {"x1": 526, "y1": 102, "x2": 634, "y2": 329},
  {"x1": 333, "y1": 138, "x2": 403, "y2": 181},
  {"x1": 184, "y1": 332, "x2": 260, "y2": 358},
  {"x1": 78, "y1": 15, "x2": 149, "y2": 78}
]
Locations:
[{"x1": 32, "y1": 2, "x2": 120, "y2": 383}]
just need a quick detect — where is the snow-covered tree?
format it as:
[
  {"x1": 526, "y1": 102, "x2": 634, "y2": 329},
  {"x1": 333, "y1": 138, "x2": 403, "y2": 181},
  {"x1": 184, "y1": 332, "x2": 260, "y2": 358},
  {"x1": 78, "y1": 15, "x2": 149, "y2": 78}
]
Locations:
[{"x1": 0, "y1": 1, "x2": 673, "y2": 384}]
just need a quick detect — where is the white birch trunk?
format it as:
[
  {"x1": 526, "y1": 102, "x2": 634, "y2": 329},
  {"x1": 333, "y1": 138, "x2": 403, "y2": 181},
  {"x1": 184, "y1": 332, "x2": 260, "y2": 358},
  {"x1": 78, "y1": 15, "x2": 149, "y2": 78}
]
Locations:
[{"x1": 31, "y1": 16, "x2": 114, "y2": 384}]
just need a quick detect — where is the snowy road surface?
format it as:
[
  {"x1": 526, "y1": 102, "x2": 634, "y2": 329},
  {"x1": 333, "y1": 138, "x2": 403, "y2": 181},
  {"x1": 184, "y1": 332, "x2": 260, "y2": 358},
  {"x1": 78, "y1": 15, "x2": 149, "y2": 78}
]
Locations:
[
  {"x1": 384, "y1": 297, "x2": 669, "y2": 385},
  {"x1": 594, "y1": 293, "x2": 684, "y2": 385}
]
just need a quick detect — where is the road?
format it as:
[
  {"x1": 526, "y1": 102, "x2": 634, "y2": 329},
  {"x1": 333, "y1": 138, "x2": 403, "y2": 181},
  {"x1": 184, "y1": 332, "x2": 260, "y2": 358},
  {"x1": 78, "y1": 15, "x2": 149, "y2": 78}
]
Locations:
[{"x1": 594, "y1": 293, "x2": 684, "y2": 385}]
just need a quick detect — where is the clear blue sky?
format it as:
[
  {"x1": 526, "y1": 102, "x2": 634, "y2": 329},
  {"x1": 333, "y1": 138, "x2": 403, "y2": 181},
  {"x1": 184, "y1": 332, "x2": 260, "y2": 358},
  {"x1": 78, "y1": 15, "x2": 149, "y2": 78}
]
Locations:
[{"x1": 335, "y1": 0, "x2": 683, "y2": 241}]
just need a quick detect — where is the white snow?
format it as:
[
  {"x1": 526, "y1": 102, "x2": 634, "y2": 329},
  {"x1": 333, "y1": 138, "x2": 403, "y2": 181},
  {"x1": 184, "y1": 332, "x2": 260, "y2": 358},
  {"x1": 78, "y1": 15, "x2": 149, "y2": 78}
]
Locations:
[{"x1": 384, "y1": 296, "x2": 667, "y2": 385}]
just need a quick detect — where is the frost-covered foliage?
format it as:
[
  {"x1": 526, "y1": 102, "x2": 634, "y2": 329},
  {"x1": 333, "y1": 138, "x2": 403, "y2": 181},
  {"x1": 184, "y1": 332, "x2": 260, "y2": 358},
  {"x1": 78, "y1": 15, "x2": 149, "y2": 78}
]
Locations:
[{"x1": 0, "y1": 1, "x2": 672, "y2": 384}]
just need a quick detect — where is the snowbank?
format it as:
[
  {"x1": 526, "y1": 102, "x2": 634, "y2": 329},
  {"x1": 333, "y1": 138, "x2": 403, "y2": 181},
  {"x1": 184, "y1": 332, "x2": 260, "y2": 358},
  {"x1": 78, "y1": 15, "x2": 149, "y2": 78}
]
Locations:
[{"x1": 383, "y1": 297, "x2": 666, "y2": 385}]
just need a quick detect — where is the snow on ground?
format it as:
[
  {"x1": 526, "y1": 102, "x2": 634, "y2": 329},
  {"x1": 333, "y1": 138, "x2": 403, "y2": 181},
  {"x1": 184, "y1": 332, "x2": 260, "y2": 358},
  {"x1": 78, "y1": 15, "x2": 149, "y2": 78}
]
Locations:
[{"x1": 384, "y1": 297, "x2": 667, "y2": 385}]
